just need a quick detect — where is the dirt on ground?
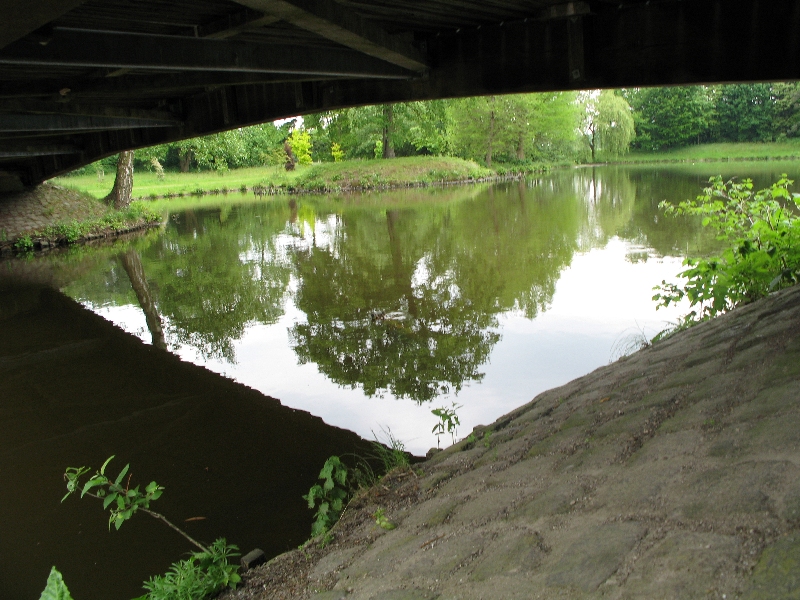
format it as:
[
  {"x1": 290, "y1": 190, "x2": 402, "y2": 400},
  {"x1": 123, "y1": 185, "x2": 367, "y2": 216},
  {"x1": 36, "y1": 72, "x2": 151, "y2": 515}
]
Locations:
[
  {"x1": 222, "y1": 284, "x2": 800, "y2": 600},
  {"x1": 0, "y1": 183, "x2": 108, "y2": 240}
]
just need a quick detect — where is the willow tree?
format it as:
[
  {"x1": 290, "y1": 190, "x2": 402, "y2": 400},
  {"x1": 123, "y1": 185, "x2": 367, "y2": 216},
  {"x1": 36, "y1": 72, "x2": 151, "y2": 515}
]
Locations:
[{"x1": 582, "y1": 90, "x2": 635, "y2": 161}]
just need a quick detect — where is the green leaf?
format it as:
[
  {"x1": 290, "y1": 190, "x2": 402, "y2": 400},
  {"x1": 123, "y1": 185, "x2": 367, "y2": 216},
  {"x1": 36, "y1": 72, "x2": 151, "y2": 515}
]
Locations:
[
  {"x1": 81, "y1": 477, "x2": 106, "y2": 498},
  {"x1": 99, "y1": 456, "x2": 115, "y2": 475},
  {"x1": 114, "y1": 464, "x2": 130, "y2": 486},
  {"x1": 39, "y1": 567, "x2": 74, "y2": 600},
  {"x1": 103, "y1": 492, "x2": 118, "y2": 509}
]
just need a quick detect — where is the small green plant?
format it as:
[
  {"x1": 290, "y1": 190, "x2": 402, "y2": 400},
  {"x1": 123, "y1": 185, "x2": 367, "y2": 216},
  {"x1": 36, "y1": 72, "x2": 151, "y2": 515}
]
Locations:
[
  {"x1": 373, "y1": 508, "x2": 396, "y2": 530},
  {"x1": 62, "y1": 456, "x2": 240, "y2": 599},
  {"x1": 303, "y1": 456, "x2": 349, "y2": 538},
  {"x1": 432, "y1": 402, "x2": 462, "y2": 448},
  {"x1": 0, "y1": 228, "x2": 6, "y2": 242},
  {"x1": 136, "y1": 538, "x2": 240, "y2": 600},
  {"x1": 654, "y1": 175, "x2": 800, "y2": 324},
  {"x1": 39, "y1": 566, "x2": 74, "y2": 600},
  {"x1": 370, "y1": 427, "x2": 410, "y2": 473},
  {"x1": 14, "y1": 234, "x2": 33, "y2": 252},
  {"x1": 482, "y1": 430, "x2": 492, "y2": 448}
]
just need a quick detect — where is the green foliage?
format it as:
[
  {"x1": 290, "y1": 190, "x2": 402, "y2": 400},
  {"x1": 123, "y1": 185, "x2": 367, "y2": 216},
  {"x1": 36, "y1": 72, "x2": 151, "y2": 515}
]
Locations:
[
  {"x1": 370, "y1": 427, "x2": 410, "y2": 474},
  {"x1": 63, "y1": 455, "x2": 164, "y2": 530},
  {"x1": 373, "y1": 508, "x2": 396, "y2": 530},
  {"x1": 330, "y1": 142, "x2": 344, "y2": 162},
  {"x1": 61, "y1": 457, "x2": 239, "y2": 599},
  {"x1": 774, "y1": 82, "x2": 800, "y2": 139},
  {"x1": 448, "y1": 93, "x2": 580, "y2": 165},
  {"x1": 715, "y1": 84, "x2": 775, "y2": 143},
  {"x1": 14, "y1": 234, "x2": 33, "y2": 252},
  {"x1": 302, "y1": 456, "x2": 350, "y2": 537},
  {"x1": 287, "y1": 129, "x2": 313, "y2": 165},
  {"x1": 653, "y1": 175, "x2": 800, "y2": 323},
  {"x1": 624, "y1": 86, "x2": 714, "y2": 151},
  {"x1": 137, "y1": 539, "x2": 241, "y2": 600},
  {"x1": 39, "y1": 567, "x2": 74, "y2": 600},
  {"x1": 432, "y1": 402, "x2": 462, "y2": 448},
  {"x1": 582, "y1": 90, "x2": 635, "y2": 160}
]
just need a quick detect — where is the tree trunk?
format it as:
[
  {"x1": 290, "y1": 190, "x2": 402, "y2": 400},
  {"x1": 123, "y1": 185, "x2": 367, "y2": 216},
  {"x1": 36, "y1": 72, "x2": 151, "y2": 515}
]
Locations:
[
  {"x1": 486, "y1": 99, "x2": 495, "y2": 168},
  {"x1": 386, "y1": 210, "x2": 417, "y2": 317},
  {"x1": 105, "y1": 151, "x2": 134, "y2": 210},
  {"x1": 178, "y1": 149, "x2": 192, "y2": 173},
  {"x1": 120, "y1": 250, "x2": 167, "y2": 350},
  {"x1": 382, "y1": 104, "x2": 395, "y2": 159},
  {"x1": 589, "y1": 127, "x2": 596, "y2": 162},
  {"x1": 517, "y1": 131, "x2": 525, "y2": 161}
]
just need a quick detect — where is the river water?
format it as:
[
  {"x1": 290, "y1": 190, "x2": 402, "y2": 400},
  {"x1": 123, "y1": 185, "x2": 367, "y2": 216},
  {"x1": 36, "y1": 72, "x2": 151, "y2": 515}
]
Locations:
[{"x1": 3, "y1": 162, "x2": 799, "y2": 598}]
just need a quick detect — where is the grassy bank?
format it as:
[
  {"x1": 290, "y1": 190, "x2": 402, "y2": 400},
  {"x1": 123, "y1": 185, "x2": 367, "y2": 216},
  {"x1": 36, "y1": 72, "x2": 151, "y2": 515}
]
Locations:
[
  {"x1": 55, "y1": 156, "x2": 544, "y2": 200},
  {"x1": 54, "y1": 165, "x2": 300, "y2": 200},
  {"x1": 614, "y1": 141, "x2": 800, "y2": 164},
  {"x1": 0, "y1": 184, "x2": 162, "y2": 255}
]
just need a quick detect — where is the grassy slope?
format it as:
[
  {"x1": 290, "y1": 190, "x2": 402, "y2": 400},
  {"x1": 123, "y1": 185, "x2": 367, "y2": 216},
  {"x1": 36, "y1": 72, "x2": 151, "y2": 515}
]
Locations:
[
  {"x1": 619, "y1": 141, "x2": 800, "y2": 163},
  {"x1": 54, "y1": 157, "x2": 494, "y2": 199},
  {"x1": 54, "y1": 165, "x2": 302, "y2": 199}
]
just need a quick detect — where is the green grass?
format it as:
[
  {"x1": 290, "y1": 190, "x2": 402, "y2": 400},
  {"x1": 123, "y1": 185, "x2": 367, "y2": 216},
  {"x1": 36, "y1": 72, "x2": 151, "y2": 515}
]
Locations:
[
  {"x1": 54, "y1": 157, "x2": 497, "y2": 199},
  {"x1": 54, "y1": 165, "x2": 305, "y2": 200},
  {"x1": 288, "y1": 156, "x2": 494, "y2": 192},
  {"x1": 616, "y1": 141, "x2": 800, "y2": 164}
]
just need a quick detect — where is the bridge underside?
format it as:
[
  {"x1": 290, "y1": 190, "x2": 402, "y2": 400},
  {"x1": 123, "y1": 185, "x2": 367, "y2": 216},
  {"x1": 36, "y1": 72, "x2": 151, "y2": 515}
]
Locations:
[{"x1": 1, "y1": 0, "x2": 799, "y2": 188}]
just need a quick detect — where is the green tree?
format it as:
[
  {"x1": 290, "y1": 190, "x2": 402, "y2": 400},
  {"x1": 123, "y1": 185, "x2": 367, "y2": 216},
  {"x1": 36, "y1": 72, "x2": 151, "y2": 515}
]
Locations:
[
  {"x1": 625, "y1": 86, "x2": 714, "y2": 150},
  {"x1": 714, "y1": 84, "x2": 776, "y2": 142},
  {"x1": 287, "y1": 128, "x2": 313, "y2": 165},
  {"x1": 774, "y1": 82, "x2": 800, "y2": 139},
  {"x1": 581, "y1": 90, "x2": 635, "y2": 161},
  {"x1": 306, "y1": 101, "x2": 449, "y2": 161}
]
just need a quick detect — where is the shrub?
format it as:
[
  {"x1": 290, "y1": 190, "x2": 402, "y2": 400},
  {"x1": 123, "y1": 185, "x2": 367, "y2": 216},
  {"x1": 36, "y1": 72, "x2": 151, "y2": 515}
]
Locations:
[{"x1": 654, "y1": 175, "x2": 800, "y2": 324}]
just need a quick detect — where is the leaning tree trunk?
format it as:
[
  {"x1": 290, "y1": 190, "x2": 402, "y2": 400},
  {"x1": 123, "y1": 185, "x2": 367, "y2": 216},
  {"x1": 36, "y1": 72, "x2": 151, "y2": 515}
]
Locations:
[
  {"x1": 105, "y1": 150, "x2": 134, "y2": 210},
  {"x1": 382, "y1": 104, "x2": 396, "y2": 159},
  {"x1": 120, "y1": 249, "x2": 167, "y2": 350}
]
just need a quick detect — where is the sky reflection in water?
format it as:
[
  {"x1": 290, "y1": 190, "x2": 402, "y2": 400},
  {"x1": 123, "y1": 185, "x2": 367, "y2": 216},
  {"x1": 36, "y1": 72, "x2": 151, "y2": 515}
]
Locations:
[{"x1": 71, "y1": 164, "x2": 800, "y2": 455}]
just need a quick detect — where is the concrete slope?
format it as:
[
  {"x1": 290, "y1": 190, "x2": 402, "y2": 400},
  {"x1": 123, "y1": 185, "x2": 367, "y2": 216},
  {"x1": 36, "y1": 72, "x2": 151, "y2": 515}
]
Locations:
[{"x1": 229, "y1": 283, "x2": 800, "y2": 600}]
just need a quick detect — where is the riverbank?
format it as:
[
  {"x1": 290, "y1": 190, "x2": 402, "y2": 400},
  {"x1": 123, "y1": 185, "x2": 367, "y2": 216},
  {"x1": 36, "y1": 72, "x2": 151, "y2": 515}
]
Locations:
[
  {"x1": 223, "y1": 282, "x2": 800, "y2": 600},
  {"x1": 612, "y1": 141, "x2": 800, "y2": 164},
  {"x1": 0, "y1": 184, "x2": 161, "y2": 256},
  {"x1": 53, "y1": 157, "x2": 551, "y2": 200}
]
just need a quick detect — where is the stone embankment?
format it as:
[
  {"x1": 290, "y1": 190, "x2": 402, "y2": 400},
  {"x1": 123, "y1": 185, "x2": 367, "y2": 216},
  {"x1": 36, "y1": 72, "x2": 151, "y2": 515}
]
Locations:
[
  {"x1": 0, "y1": 183, "x2": 158, "y2": 255},
  {"x1": 226, "y1": 284, "x2": 800, "y2": 600}
]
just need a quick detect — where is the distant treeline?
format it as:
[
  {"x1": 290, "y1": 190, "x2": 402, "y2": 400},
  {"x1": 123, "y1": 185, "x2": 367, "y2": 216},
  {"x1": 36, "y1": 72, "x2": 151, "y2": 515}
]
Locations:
[
  {"x1": 75, "y1": 83, "x2": 800, "y2": 176},
  {"x1": 622, "y1": 83, "x2": 800, "y2": 151}
]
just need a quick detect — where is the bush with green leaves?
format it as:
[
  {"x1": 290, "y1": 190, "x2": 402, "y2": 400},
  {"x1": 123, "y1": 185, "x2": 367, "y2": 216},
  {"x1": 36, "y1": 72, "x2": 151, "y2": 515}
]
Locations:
[
  {"x1": 136, "y1": 538, "x2": 240, "y2": 600},
  {"x1": 61, "y1": 456, "x2": 240, "y2": 600},
  {"x1": 654, "y1": 175, "x2": 800, "y2": 324},
  {"x1": 303, "y1": 456, "x2": 349, "y2": 538}
]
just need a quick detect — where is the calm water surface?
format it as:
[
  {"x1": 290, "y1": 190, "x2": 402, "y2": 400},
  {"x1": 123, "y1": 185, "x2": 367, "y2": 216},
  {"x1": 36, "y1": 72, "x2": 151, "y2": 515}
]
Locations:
[
  {"x1": 63, "y1": 163, "x2": 800, "y2": 454},
  {"x1": 5, "y1": 162, "x2": 800, "y2": 599}
]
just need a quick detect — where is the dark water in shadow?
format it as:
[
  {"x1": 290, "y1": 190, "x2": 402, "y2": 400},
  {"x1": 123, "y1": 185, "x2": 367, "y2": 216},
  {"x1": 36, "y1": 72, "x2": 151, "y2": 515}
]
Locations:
[{"x1": 0, "y1": 284, "x2": 373, "y2": 600}]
